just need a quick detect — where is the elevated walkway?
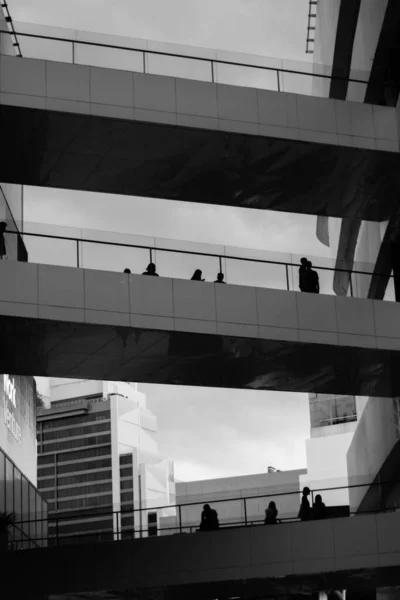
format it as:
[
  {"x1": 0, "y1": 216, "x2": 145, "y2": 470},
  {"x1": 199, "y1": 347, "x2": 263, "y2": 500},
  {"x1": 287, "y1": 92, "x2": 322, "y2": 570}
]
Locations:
[
  {"x1": 3, "y1": 512, "x2": 400, "y2": 598},
  {"x1": 0, "y1": 52, "x2": 399, "y2": 220},
  {"x1": 1, "y1": 260, "x2": 400, "y2": 395}
]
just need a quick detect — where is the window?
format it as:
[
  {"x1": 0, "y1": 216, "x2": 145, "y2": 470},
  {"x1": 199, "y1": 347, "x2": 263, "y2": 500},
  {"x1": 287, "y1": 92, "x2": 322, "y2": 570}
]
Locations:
[
  {"x1": 56, "y1": 494, "x2": 113, "y2": 510},
  {"x1": 5, "y1": 457, "x2": 13, "y2": 513},
  {"x1": 57, "y1": 482, "x2": 112, "y2": 499},
  {"x1": 120, "y1": 479, "x2": 133, "y2": 490},
  {"x1": 57, "y1": 470, "x2": 112, "y2": 487},
  {"x1": 309, "y1": 394, "x2": 357, "y2": 428}
]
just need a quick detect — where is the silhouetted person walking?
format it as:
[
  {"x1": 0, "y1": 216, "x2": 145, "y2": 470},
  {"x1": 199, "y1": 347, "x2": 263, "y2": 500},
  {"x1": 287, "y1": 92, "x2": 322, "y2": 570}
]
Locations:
[
  {"x1": 298, "y1": 487, "x2": 311, "y2": 521},
  {"x1": 214, "y1": 272, "x2": 226, "y2": 283},
  {"x1": 191, "y1": 269, "x2": 205, "y2": 281},
  {"x1": 199, "y1": 503, "x2": 219, "y2": 531},
  {"x1": 0, "y1": 222, "x2": 7, "y2": 260},
  {"x1": 264, "y1": 501, "x2": 278, "y2": 524},
  {"x1": 299, "y1": 257, "x2": 308, "y2": 291},
  {"x1": 307, "y1": 260, "x2": 320, "y2": 294},
  {"x1": 313, "y1": 494, "x2": 326, "y2": 520},
  {"x1": 124, "y1": 268, "x2": 131, "y2": 273},
  {"x1": 142, "y1": 263, "x2": 159, "y2": 276}
]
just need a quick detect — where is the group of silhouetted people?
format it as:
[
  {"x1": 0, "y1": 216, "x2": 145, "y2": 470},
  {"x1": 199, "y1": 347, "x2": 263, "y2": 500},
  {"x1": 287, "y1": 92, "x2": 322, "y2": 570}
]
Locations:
[
  {"x1": 299, "y1": 257, "x2": 319, "y2": 293},
  {"x1": 198, "y1": 489, "x2": 327, "y2": 532},
  {"x1": 124, "y1": 263, "x2": 226, "y2": 283}
]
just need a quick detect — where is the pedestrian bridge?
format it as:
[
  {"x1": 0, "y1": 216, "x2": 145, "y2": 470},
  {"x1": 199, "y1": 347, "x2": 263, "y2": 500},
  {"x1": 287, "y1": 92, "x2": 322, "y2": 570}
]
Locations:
[
  {"x1": 1, "y1": 260, "x2": 400, "y2": 396},
  {"x1": 3, "y1": 512, "x2": 400, "y2": 599},
  {"x1": 0, "y1": 46, "x2": 399, "y2": 221}
]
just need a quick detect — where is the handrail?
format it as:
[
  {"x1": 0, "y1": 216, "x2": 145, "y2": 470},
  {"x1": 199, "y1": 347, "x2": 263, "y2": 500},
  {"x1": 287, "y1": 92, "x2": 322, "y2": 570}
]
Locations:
[
  {"x1": 9, "y1": 476, "x2": 398, "y2": 548},
  {"x1": 16, "y1": 475, "x2": 398, "y2": 528},
  {"x1": 6, "y1": 228, "x2": 392, "y2": 280},
  {"x1": 0, "y1": 28, "x2": 394, "y2": 94}
]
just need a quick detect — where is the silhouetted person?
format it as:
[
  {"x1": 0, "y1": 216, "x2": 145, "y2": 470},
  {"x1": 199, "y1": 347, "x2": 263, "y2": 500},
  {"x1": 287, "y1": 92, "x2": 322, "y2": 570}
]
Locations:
[
  {"x1": 264, "y1": 501, "x2": 278, "y2": 524},
  {"x1": 124, "y1": 268, "x2": 131, "y2": 274},
  {"x1": 299, "y1": 257, "x2": 308, "y2": 291},
  {"x1": 298, "y1": 487, "x2": 311, "y2": 521},
  {"x1": 307, "y1": 260, "x2": 320, "y2": 293},
  {"x1": 0, "y1": 222, "x2": 6, "y2": 260},
  {"x1": 214, "y1": 272, "x2": 226, "y2": 283},
  {"x1": 199, "y1": 503, "x2": 219, "y2": 531},
  {"x1": 191, "y1": 269, "x2": 205, "y2": 281},
  {"x1": 313, "y1": 494, "x2": 326, "y2": 520},
  {"x1": 142, "y1": 263, "x2": 159, "y2": 276}
]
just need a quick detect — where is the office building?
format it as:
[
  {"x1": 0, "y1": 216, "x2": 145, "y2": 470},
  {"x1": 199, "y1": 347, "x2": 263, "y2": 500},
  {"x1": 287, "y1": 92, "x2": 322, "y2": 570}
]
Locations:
[
  {"x1": 36, "y1": 378, "x2": 175, "y2": 543},
  {"x1": 0, "y1": 374, "x2": 47, "y2": 548}
]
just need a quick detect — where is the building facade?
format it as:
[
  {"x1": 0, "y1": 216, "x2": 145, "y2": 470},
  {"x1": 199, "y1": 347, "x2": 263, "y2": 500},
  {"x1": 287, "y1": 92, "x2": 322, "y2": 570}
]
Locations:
[
  {"x1": 0, "y1": 374, "x2": 47, "y2": 548},
  {"x1": 36, "y1": 379, "x2": 175, "y2": 544}
]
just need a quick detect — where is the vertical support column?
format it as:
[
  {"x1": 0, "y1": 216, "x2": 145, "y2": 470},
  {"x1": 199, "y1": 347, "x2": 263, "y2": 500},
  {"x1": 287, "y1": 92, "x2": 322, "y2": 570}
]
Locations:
[{"x1": 392, "y1": 244, "x2": 400, "y2": 302}]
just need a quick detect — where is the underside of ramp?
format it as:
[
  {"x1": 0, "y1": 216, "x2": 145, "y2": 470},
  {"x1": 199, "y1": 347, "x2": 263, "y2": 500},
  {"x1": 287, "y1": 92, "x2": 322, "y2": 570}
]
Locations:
[
  {"x1": 1, "y1": 104, "x2": 400, "y2": 220},
  {"x1": 1, "y1": 314, "x2": 399, "y2": 397}
]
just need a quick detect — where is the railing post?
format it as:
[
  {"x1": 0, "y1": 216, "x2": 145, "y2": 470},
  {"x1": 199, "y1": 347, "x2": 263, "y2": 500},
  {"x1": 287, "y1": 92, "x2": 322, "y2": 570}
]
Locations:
[
  {"x1": 277, "y1": 69, "x2": 281, "y2": 92},
  {"x1": 76, "y1": 240, "x2": 80, "y2": 268},
  {"x1": 178, "y1": 505, "x2": 183, "y2": 534},
  {"x1": 219, "y1": 256, "x2": 223, "y2": 275},
  {"x1": 149, "y1": 248, "x2": 153, "y2": 264},
  {"x1": 285, "y1": 264, "x2": 290, "y2": 290},
  {"x1": 211, "y1": 61, "x2": 215, "y2": 83},
  {"x1": 143, "y1": 52, "x2": 146, "y2": 74},
  {"x1": 56, "y1": 518, "x2": 59, "y2": 547},
  {"x1": 349, "y1": 271, "x2": 354, "y2": 297},
  {"x1": 243, "y1": 498, "x2": 248, "y2": 526},
  {"x1": 72, "y1": 41, "x2": 75, "y2": 64}
]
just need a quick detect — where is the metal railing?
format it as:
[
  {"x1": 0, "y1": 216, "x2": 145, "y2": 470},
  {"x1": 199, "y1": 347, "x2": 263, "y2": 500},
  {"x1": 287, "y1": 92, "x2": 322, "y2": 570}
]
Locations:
[
  {"x1": 0, "y1": 28, "x2": 395, "y2": 99},
  {"x1": 9, "y1": 477, "x2": 399, "y2": 549},
  {"x1": 5, "y1": 228, "x2": 394, "y2": 299}
]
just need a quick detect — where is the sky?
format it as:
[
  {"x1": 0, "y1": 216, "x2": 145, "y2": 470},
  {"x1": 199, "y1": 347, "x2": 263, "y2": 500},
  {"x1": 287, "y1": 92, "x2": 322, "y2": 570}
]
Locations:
[{"x1": 8, "y1": 0, "x2": 319, "y2": 481}]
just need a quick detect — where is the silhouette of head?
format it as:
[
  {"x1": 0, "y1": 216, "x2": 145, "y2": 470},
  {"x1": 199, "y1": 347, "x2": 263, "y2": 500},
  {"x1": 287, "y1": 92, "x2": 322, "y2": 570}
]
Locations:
[
  {"x1": 192, "y1": 269, "x2": 203, "y2": 280},
  {"x1": 124, "y1": 268, "x2": 131, "y2": 274},
  {"x1": 303, "y1": 487, "x2": 310, "y2": 496},
  {"x1": 307, "y1": 260, "x2": 313, "y2": 268},
  {"x1": 147, "y1": 263, "x2": 156, "y2": 275},
  {"x1": 300, "y1": 257, "x2": 308, "y2": 266},
  {"x1": 268, "y1": 501, "x2": 276, "y2": 510},
  {"x1": 217, "y1": 272, "x2": 224, "y2": 282},
  {"x1": 0, "y1": 222, "x2": 6, "y2": 233},
  {"x1": 203, "y1": 503, "x2": 211, "y2": 511},
  {"x1": 315, "y1": 494, "x2": 322, "y2": 504}
]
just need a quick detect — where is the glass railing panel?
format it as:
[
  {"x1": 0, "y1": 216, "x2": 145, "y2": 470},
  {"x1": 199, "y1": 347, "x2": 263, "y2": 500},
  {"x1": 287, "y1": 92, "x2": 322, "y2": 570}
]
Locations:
[
  {"x1": 18, "y1": 36, "x2": 72, "y2": 63},
  {"x1": 246, "y1": 489, "x2": 298, "y2": 523},
  {"x1": 384, "y1": 275, "x2": 395, "y2": 302},
  {"x1": 81, "y1": 228, "x2": 154, "y2": 249},
  {"x1": 153, "y1": 248, "x2": 220, "y2": 282},
  {"x1": 23, "y1": 235, "x2": 77, "y2": 268},
  {"x1": 75, "y1": 43, "x2": 144, "y2": 73},
  {"x1": 280, "y1": 70, "x2": 313, "y2": 96},
  {"x1": 179, "y1": 497, "x2": 245, "y2": 532},
  {"x1": 146, "y1": 52, "x2": 212, "y2": 82},
  {"x1": 214, "y1": 62, "x2": 278, "y2": 91},
  {"x1": 225, "y1": 257, "x2": 287, "y2": 289},
  {"x1": 347, "y1": 81, "x2": 368, "y2": 103},
  {"x1": 81, "y1": 240, "x2": 150, "y2": 274}
]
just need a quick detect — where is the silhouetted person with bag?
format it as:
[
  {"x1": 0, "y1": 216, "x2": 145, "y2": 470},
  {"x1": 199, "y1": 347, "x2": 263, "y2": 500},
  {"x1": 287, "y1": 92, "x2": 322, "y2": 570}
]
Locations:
[
  {"x1": 313, "y1": 494, "x2": 326, "y2": 520},
  {"x1": 298, "y1": 487, "x2": 311, "y2": 521},
  {"x1": 199, "y1": 503, "x2": 219, "y2": 531},
  {"x1": 264, "y1": 501, "x2": 278, "y2": 524},
  {"x1": 299, "y1": 257, "x2": 308, "y2": 291},
  {"x1": 307, "y1": 260, "x2": 320, "y2": 294},
  {"x1": 214, "y1": 272, "x2": 226, "y2": 283},
  {"x1": 142, "y1": 263, "x2": 159, "y2": 276},
  {"x1": 0, "y1": 222, "x2": 7, "y2": 260},
  {"x1": 191, "y1": 269, "x2": 205, "y2": 281}
]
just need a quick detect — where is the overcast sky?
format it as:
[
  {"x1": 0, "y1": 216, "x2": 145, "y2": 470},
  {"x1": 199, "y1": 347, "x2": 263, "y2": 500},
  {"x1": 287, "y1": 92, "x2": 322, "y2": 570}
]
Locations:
[{"x1": 11, "y1": 0, "x2": 319, "y2": 482}]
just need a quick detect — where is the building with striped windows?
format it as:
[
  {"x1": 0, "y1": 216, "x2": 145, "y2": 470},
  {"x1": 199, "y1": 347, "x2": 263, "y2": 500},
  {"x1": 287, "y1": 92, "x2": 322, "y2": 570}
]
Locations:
[{"x1": 36, "y1": 379, "x2": 175, "y2": 544}]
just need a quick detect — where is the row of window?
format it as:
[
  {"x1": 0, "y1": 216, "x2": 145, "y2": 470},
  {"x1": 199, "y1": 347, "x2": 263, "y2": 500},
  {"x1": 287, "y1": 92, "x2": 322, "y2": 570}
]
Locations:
[
  {"x1": 38, "y1": 457, "x2": 112, "y2": 478},
  {"x1": 38, "y1": 421, "x2": 111, "y2": 443},
  {"x1": 38, "y1": 410, "x2": 110, "y2": 431},
  {"x1": 39, "y1": 469, "x2": 113, "y2": 489},
  {"x1": 39, "y1": 434, "x2": 112, "y2": 454},
  {"x1": 38, "y1": 445, "x2": 111, "y2": 465}
]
